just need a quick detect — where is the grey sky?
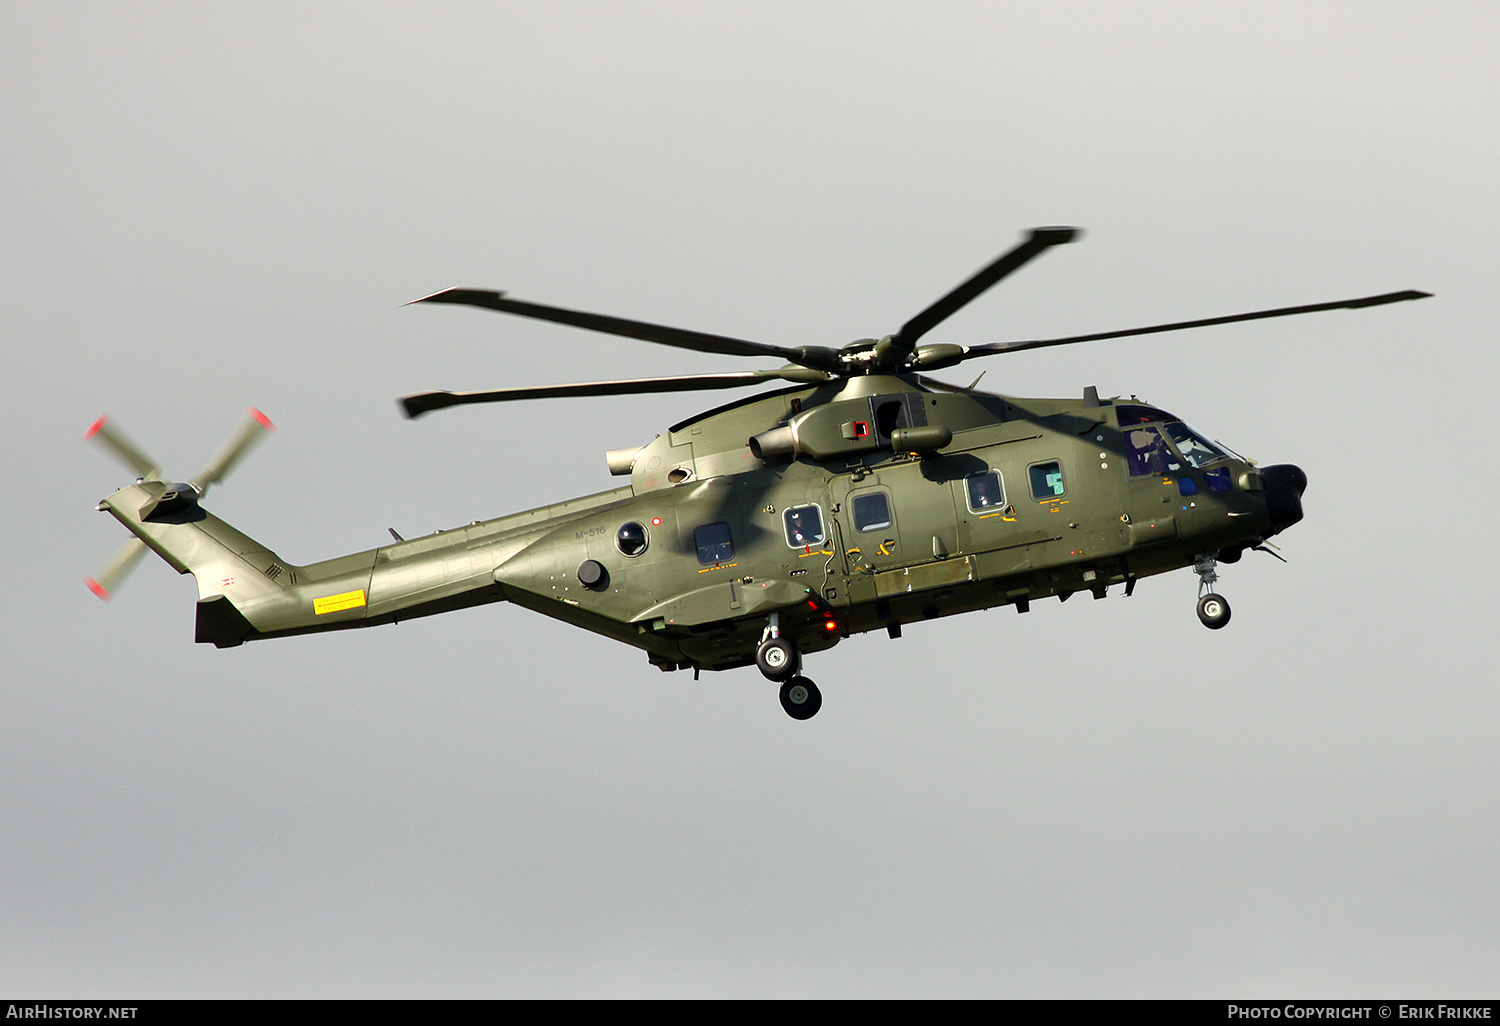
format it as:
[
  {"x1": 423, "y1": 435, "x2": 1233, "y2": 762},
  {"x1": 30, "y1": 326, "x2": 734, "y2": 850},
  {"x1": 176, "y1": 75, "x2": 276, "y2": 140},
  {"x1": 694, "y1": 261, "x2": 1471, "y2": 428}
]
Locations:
[{"x1": 3, "y1": 2, "x2": 1496, "y2": 997}]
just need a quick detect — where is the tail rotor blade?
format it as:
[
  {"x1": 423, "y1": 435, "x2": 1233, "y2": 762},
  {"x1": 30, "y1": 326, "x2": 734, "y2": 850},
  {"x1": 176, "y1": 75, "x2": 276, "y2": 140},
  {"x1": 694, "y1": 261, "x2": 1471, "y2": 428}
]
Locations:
[
  {"x1": 191, "y1": 408, "x2": 274, "y2": 495},
  {"x1": 85, "y1": 416, "x2": 161, "y2": 480},
  {"x1": 85, "y1": 538, "x2": 148, "y2": 600}
]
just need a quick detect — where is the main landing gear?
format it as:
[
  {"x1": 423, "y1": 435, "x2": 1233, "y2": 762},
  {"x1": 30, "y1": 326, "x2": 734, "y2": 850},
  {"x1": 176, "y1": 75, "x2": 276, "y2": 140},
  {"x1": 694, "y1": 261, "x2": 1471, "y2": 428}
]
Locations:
[
  {"x1": 779, "y1": 677, "x2": 822, "y2": 720},
  {"x1": 1193, "y1": 552, "x2": 1232, "y2": 630},
  {"x1": 757, "y1": 615, "x2": 822, "y2": 719}
]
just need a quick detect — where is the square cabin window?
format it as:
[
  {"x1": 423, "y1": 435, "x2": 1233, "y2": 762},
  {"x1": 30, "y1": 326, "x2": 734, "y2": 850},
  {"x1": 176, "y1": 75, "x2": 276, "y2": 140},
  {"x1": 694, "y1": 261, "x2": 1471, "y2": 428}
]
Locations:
[
  {"x1": 693, "y1": 522, "x2": 735, "y2": 564},
  {"x1": 783, "y1": 504, "x2": 826, "y2": 547},
  {"x1": 1029, "y1": 461, "x2": 1065, "y2": 499},
  {"x1": 852, "y1": 491, "x2": 892, "y2": 532},
  {"x1": 966, "y1": 471, "x2": 1005, "y2": 512}
]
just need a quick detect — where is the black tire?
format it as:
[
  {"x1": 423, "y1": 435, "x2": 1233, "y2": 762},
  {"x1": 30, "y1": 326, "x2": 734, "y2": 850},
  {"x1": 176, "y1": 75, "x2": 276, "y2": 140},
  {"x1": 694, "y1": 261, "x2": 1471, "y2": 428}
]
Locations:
[
  {"x1": 1197, "y1": 593, "x2": 1231, "y2": 630},
  {"x1": 779, "y1": 677, "x2": 822, "y2": 720},
  {"x1": 756, "y1": 636, "x2": 799, "y2": 681}
]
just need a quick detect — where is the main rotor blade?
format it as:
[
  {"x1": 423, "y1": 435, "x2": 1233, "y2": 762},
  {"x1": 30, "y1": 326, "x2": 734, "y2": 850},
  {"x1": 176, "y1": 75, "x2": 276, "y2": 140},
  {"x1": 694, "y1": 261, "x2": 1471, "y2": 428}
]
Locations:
[
  {"x1": 961, "y1": 289, "x2": 1433, "y2": 360},
  {"x1": 414, "y1": 288, "x2": 811, "y2": 364},
  {"x1": 892, "y1": 227, "x2": 1080, "y2": 352},
  {"x1": 191, "y1": 408, "x2": 274, "y2": 495},
  {"x1": 401, "y1": 368, "x2": 830, "y2": 418},
  {"x1": 86, "y1": 537, "x2": 148, "y2": 600},
  {"x1": 85, "y1": 416, "x2": 160, "y2": 480}
]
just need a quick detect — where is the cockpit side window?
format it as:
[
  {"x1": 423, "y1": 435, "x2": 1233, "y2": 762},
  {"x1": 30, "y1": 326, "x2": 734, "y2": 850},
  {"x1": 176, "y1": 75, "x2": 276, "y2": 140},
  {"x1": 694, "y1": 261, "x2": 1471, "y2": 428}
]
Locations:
[
  {"x1": 1125, "y1": 426, "x2": 1182, "y2": 476},
  {"x1": 693, "y1": 522, "x2": 735, "y2": 564},
  {"x1": 783, "y1": 504, "x2": 826, "y2": 547},
  {"x1": 965, "y1": 471, "x2": 1005, "y2": 512},
  {"x1": 1163, "y1": 422, "x2": 1229, "y2": 468}
]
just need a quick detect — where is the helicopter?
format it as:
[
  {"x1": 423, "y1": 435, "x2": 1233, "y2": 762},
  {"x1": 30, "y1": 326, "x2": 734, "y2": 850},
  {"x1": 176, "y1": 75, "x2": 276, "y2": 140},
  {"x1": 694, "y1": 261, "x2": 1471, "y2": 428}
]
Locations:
[{"x1": 87, "y1": 227, "x2": 1428, "y2": 719}]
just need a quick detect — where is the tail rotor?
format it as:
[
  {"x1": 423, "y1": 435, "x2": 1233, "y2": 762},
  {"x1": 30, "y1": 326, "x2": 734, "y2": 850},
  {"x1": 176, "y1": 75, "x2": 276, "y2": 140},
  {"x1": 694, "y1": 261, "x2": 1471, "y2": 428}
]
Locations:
[
  {"x1": 191, "y1": 408, "x2": 274, "y2": 496},
  {"x1": 85, "y1": 415, "x2": 161, "y2": 481},
  {"x1": 85, "y1": 408, "x2": 275, "y2": 599},
  {"x1": 85, "y1": 538, "x2": 149, "y2": 600}
]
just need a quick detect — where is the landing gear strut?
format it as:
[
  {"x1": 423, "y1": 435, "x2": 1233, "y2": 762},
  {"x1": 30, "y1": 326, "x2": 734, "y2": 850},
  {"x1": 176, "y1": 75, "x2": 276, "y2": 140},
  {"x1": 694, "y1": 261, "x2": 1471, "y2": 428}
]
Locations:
[
  {"x1": 1194, "y1": 552, "x2": 1231, "y2": 629},
  {"x1": 758, "y1": 615, "x2": 821, "y2": 718},
  {"x1": 755, "y1": 615, "x2": 799, "y2": 682}
]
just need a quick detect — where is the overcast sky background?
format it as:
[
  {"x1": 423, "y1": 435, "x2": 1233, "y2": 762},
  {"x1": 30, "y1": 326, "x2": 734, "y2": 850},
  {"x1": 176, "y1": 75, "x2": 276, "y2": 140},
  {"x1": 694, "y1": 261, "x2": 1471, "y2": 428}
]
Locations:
[{"x1": 4, "y1": 2, "x2": 1496, "y2": 998}]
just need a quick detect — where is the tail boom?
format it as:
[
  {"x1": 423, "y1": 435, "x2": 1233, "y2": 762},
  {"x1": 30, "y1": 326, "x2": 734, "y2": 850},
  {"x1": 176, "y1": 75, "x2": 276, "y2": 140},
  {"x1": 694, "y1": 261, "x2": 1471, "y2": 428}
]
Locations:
[{"x1": 96, "y1": 480, "x2": 508, "y2": 647}]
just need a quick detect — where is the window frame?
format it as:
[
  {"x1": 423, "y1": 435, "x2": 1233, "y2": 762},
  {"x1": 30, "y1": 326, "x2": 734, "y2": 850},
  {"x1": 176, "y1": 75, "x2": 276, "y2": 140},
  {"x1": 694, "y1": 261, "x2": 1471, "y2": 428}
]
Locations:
[
  {"x1": 692, "y1": 521, "x2": 735, "y2": 565},
  {"x1": 964, "y1": 470, "x2": 1006, "y2": 514},
  {"x1": 782, "y1": 503, "x2": 827, "y2": 549},
  {"x1": 850, "y1": 489, "x2": 895, "y2": 533},
  {"x1": 1027, "y1": 460, "x2": 1067, "y2": 501},
  {"x1": 615, "y1": 521, "x2": 649, "y2": 557}
]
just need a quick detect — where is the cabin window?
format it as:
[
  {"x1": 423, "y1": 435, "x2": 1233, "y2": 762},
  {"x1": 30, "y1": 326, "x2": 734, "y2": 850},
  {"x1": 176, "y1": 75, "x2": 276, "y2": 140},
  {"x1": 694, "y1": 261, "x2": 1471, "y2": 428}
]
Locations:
[
  {"x1": 616, "y1": 521, "x2": 648, "y2": 556},
  {"x1": 1028, "y1": 461, "x2": 1066, "y2": 499},
  {"x1": 693, "y1": 522, "x2": 735, "y2": 564},
  {"x1": 1164, "y1": 422, "x2": 1229, "y2": 468},
  {"x1": 1125, "y1": 427, "x2": 1182, "y2": 477},
  {"x1": 1205, "y1": 467, "x2": 1233, "y2": 492},
  {"x1": 783, "y1": 504, "x2": 826, "y2": 547},
  {"x1": 965, "y1": 471, "x2": 1005, "y2": 512},
  {"x1": 852, "y1": 491, "x2": 892, "y2": 532}
]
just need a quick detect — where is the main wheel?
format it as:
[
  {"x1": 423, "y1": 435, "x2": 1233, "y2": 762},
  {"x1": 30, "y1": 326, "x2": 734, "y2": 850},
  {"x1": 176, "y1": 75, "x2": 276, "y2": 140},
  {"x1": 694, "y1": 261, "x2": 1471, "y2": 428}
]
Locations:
[
  {"x1": 1197, "y1": 592, "x2": 1231, "y2": 630},
  {"x1": 779, "y1": 676, "x2": 822, "y2": 720},
  {"x1": 756, "y1": 636, "x2": 799, "y2": 681}
]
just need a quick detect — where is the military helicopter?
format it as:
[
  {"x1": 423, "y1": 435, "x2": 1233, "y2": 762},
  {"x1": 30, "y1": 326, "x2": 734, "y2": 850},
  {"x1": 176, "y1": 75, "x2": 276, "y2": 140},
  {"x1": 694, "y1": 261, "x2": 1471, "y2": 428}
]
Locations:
[{"x1": 87, "y1": 227, "x2": 1428, "y2": 718}]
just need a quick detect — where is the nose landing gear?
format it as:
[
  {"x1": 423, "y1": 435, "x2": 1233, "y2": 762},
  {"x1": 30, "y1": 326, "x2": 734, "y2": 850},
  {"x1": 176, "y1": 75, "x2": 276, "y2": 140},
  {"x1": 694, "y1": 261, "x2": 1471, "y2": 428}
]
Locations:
[{"x1": 1194, "y1": 552, "x2": 1232, "y2": 630}]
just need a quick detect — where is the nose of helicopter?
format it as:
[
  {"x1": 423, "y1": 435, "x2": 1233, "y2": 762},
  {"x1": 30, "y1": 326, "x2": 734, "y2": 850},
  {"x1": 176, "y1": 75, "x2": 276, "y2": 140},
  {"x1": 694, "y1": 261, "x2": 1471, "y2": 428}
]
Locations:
[{"x1": 1262, "y1": 464, "x2": 1308, "y2": 535}]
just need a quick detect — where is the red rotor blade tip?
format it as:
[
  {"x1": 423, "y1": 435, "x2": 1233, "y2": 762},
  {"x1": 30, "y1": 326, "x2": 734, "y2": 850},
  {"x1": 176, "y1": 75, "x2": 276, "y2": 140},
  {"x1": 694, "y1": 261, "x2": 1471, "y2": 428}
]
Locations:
[
  {"x1": 249, "y1": 408, "x2": 275, "y2": 430},
  {"x1": 85, "y1": 577, "x2": 111, "y2": 600},
  {"x1": 85, "y1": 415, "x2": 108, "y2": 440}
]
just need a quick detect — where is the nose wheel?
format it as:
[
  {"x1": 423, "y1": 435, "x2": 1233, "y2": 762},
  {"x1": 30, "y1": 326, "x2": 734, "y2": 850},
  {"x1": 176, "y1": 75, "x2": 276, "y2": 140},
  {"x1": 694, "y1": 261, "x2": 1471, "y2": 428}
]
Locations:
[
  {"x1": 1196, "y1": 592, "x2": 1231, "y2": 629},
  {"x1": 1193, "y1": 553, "x2": 1231, "y2": 630}
]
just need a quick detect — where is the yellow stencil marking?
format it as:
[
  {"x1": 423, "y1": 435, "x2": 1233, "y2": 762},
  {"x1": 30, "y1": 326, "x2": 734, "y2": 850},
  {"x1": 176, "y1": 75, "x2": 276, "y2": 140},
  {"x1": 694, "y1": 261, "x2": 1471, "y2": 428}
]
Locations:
[
  {"x1": 697, "y1": 562, "x2": 739, "y2": 574},
  {"x1": 798, "y1": 549, "x2": 834, "y2": 558},
  {"x1": 314, "y1": 589, "x2": 366, "y2": 615}
]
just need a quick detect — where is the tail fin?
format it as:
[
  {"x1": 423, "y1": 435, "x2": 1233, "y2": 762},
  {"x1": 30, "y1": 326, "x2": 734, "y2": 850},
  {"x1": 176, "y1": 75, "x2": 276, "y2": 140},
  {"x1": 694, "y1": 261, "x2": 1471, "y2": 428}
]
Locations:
[{"x1": 97, "y1": 480, "x2": 299, "y2": 646}]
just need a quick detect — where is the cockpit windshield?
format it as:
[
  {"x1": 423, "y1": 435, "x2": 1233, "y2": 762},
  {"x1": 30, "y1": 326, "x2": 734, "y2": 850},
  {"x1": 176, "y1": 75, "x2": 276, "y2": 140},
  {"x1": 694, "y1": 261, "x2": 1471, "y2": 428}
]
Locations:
[
  {"x1": 1125, "y1": 426, "x2": 1181, "y2": 476},
  {"x1": 1163, "y1": 422, "x2": 1229, "y2": 468},
  {"x1": 1118, "y1": 404, "x2": 1232, "y2": 475}
]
